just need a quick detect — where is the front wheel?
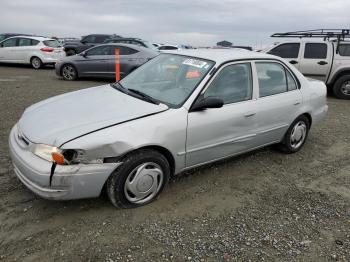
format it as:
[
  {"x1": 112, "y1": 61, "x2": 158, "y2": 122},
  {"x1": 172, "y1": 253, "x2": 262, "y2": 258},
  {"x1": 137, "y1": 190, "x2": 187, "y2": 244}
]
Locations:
[
  {"x1": 107, "y1": 149, "x2": 170, "y2": 208},
  {"x1": 278, "y1": 115, "x2": 310, "y2": 154},
  {"x1": 61, "y1": 64, "x2": 77, "y2": 80},
  {"x1": 31, "y1": 57, "x2": 42, "y2": 69},
  {"x1": 333, "y1": 75, "x2": 350, "y2": 100}
]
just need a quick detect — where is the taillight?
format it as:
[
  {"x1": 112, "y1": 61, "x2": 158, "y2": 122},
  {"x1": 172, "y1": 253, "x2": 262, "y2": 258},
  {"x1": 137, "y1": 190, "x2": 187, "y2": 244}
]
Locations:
[{"x1": 40, "y1": 47, "x2": 54, "y2": 52}]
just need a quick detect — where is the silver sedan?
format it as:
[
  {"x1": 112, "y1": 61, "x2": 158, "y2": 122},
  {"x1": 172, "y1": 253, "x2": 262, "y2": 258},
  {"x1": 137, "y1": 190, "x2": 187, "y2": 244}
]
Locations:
[{"x1": 9, "y1": 49, "x2": 328, "y2": 208}]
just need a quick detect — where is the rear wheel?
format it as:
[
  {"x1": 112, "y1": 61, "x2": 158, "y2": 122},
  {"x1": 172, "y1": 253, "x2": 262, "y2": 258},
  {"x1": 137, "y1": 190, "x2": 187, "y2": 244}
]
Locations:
[
  {"x1": 278, "y1": 115, "x2": 310, "y2": 154},
  {"x1": 31, "y1": 57, "x2": 42, "y2": 69},
  {"x1": 333, "y1": 75, "x2": 350, "y2": 100},
  {"x1": 107, "y1": 149, "x2": 170, "y2": 208},
  {"x1": 61, "y1": 64, "x2": 77, "y2": 80}
]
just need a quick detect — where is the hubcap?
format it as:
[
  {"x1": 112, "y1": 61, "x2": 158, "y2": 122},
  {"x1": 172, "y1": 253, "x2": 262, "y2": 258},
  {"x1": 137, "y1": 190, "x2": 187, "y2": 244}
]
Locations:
[
  {"x1": 340, "y1": 81, "x2": 350, "y2": 95},
  {"x1": 62, "y1": 65, "x2": 75, "y2": 80},
  {"x1": 290, "y1": 121, "x2": 307, "y2": 149},
  {"x1": 32, "y1": 58, "x2": 41, "y2": 68},
  {"x1": 124, "y1": 162, "x2": 164, "y2": 204}
]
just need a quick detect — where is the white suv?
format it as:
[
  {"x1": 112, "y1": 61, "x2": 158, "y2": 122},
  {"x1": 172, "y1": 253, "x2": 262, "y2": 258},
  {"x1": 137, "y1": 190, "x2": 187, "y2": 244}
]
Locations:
[{"x1": 0, "y1": 36, "x2": 66, "y2": 69}]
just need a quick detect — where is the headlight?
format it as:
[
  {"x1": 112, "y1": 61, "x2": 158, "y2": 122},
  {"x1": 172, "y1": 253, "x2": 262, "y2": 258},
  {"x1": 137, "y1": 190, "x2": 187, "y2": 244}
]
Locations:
[{"x1": 30, "y1": 144, "x2": 102, "y2": 165}]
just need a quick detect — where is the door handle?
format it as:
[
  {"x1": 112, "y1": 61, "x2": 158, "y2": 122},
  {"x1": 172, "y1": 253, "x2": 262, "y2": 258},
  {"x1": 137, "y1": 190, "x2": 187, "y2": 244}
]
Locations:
[
  {"x1": 317, "y1": 61, "x2": 328, "y2": 65},
  {"x1": 293, "y1": 101, "x2": 301, "y2": 106},
  {"x1": 289, "y1": 60, "x2": 298, "y2": 65},
  {"x1": 244, "y1": 112, "x2": 256, "y2": 117}
]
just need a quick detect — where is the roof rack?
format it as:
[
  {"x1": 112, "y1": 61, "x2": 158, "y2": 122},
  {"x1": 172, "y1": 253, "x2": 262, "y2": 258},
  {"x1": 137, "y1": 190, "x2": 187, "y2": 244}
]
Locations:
[
  {"x1": 271, "y1": 29, "x2": 350, "y2": 53},
  {"x1": 271, "y1": 29, "x2": 350, "y2": 40}
]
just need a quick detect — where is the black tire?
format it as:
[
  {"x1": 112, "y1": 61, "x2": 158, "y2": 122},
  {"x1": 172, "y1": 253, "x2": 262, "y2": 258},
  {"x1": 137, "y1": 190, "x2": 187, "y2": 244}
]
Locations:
[
  {"x1": 278, "y1": 115, "x2": 310, "y2": 154},
  {"x1": 30, "y1": 57, "x2": 42, "y2": 69},
  {"x1": 333, "y1": 75, "x2": 350, "y2": 100},
  {"x1": 106, "y1": 149, "x2": 170, "y2": 208},
  {"x1": 65, "y1": 49, "x2": 76, "y2": 56},
  {"x1": 61, "y1": 64, "x2": 78, "y2": 80}
]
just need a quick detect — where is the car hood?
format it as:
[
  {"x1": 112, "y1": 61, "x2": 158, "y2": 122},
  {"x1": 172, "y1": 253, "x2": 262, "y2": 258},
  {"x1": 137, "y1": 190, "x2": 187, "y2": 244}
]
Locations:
[{"x1": 18, "y1": 85, "x2": 168, "y2": 146}]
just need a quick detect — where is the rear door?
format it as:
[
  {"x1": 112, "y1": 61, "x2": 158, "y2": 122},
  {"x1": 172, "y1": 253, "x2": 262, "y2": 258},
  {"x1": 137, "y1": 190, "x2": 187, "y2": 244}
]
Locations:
[
  {"x1": 108, "y1": 46, "x2": 142, "y2": 79},
  {"x1": 267, "y1": 43, "x2": 301, "y2": 69},
  {"x1": 298, "y1": 42, "x2": 332, "y2": 82},
  {"x1": 0, "y1": 37, "x2": 18, "y2": 62},
  {"x1": 253, "y1": 61, "x2": 302, "y2": 144}
]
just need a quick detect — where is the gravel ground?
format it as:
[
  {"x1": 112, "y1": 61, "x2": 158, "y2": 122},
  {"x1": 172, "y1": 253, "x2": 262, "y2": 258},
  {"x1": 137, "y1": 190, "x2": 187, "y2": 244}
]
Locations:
[{"x1": 0, "y1": 65, "x2": 349, "y2": 262}]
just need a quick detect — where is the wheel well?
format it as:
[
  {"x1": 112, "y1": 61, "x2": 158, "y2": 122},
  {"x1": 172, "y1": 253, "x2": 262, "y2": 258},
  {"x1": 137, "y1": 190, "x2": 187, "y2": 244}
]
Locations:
[
  {"x1": 136, "y1": 146, "x2": 176, "y2": 176},
  {"x1": 331, "y1": 70, "x2": 350, "y2": 85},
  {"x1": 302, "y1": 113, "x2": 312, "y2": 127},
  {"x1": 30, "y1": 56, "x2": 41, "y2": 62}
]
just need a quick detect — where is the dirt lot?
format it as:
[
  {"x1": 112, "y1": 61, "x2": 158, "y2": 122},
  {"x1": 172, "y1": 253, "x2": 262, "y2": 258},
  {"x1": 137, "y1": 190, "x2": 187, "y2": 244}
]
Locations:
[{"x1": 0, "y1": 65, "x2": 349, "y2": 262}]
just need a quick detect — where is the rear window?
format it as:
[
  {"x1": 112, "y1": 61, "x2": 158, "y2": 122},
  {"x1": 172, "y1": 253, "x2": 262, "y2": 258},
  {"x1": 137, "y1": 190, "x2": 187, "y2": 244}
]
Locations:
[
  {"x1": 304, "y1": 43, "x2": 327, "y2": 59},
  {"x1": 43, "y1": 40, "x2": 61, "y2": 48},
  {"x1": 338, "y1": 44, "x2": 350, "y2": 56}
]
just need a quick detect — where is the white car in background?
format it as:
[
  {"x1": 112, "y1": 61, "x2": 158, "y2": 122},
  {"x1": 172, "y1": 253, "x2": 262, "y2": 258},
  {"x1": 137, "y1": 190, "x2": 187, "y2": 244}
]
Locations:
[
  {"x1": 0, "y1": 36, "x2": 65, "y2": 69},
  {"x1": 158, "y1": 44, "x2": 180, "y2": 51}
]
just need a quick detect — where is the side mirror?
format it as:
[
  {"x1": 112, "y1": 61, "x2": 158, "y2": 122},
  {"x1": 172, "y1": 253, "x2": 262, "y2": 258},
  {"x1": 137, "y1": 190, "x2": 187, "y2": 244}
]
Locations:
[
  {"x1": 80, "y1": 52, "x2": 87, "y2": 57},
  {"x1": 81, "y1": 40, "x2": 87, "y2": 44},
  {"x1": 191, "y1": 96, "x2": 224, "y2": 112}
]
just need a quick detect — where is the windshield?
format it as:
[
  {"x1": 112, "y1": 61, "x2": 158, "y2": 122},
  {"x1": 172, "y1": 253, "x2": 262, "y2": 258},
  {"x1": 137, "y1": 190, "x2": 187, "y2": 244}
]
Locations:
[
  {"x1": 119, "y1": 54, "x2": 214, "y2": 107},
  {"x1": 0, "y1": 35, "x2": 5, "y2": 42}
]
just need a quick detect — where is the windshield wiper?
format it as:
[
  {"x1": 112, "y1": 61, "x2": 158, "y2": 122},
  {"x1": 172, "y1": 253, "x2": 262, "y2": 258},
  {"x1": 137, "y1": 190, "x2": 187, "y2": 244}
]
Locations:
[
  {"x1": 110, "y1": 82, "x2": 128, "y2": 94},
  {"x1": 127, "y1": 89, "x2": 159, "y2": 105}
]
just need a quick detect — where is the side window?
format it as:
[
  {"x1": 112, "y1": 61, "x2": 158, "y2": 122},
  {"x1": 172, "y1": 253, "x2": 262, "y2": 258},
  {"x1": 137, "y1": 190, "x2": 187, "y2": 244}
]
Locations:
[
  {"x1": 338, "y1": 44, "x2": 350, "y2": 56},
  {"x1": 86, "y1": 46, "x2": 113, "y2": 56},
  {"x1": 304, "y1": 43, "x2": 327, "y2": 59},
  {"x1": 31, "y1": 39, "x2": 39, "y2": 46},
  {"x1": 204, "y1": 63, "x2": 253, "y2": 104},
  {"x1": 268, "y1": 43, "x2": 300, "y2": 58},
  {"x1": 96, "y1": 35, "x2": 109, "y2": 43},
  {"x1": 286, "y1": 70, "x2": 297, "y2": 91},
  {"x1": 82, "y1": 35, "x2": 95, "y2": 43},
  {"x1": 18, "y1": 38, "x2": 32, "y2": 46},
  {"x1": 256, "y1": 62, "x2": 288, "y2": 97},
  {"x1": 2, "y1": 38, "x2": 17, "y2": 47}
]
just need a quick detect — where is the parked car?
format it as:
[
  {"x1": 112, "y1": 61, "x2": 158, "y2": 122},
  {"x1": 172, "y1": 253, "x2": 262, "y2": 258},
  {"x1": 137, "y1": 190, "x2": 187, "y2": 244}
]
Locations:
[
  {"x1": 55, "y1": 43, "x2": 158, "y2": 80},
  {"x1": 265, "y1": 29, "x2": 350, "y2": 99},
  {"x1": 56, "y1": 37, "x2": 79, "y2": 46},
  {"x1": 0, "y1": 36, "x2": 65, "y2": 68},
  {"x1": 9, "y1": 49, "x2": 328, "y2": 208},
  {"x1": 158, "y1": 44, "x2": 179, "y2": 51},
  {"x1": 104, "y1": 37, "x2": 157, "y2": 50},
  {"x1": 63, "y1": 34, "x2": 117, "y2": 56},
  {"x1": 0, "y1": 33, "x2": 33, "y2": 42}
]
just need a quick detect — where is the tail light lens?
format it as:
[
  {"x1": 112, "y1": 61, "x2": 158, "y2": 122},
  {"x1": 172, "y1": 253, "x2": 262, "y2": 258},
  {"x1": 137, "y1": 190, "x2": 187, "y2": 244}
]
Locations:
[{"x1": 40, "y1": 47, "x2": 54, "y2": 52}]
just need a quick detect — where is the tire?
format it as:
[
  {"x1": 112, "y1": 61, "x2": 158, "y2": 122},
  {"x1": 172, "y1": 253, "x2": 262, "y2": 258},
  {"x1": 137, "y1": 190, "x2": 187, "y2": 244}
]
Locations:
[
  {"x1": 65, "y1": 49, "x2": 76, "y2": 56},
  {"x1": 61, "y1": 64, "x2": 78, "y2": 80},
  {"x1": 31, "y1": 57, "x2": 42, "y2": 69},
  {"x1": 278, "y1": 115, "x2": 310, "y2": 154},
  {"x1": 333, "y1": 75, "x2": 350, "y2": 100},
  {"x1": 107, "y1": 149, "x2": 170, "y2": 209}
]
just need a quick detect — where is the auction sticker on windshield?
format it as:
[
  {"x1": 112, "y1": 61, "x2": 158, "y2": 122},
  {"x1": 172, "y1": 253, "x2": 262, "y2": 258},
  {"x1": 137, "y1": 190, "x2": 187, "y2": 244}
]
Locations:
[{"x1": 183, "y1": 58, "x2": 207, "y2": 68}]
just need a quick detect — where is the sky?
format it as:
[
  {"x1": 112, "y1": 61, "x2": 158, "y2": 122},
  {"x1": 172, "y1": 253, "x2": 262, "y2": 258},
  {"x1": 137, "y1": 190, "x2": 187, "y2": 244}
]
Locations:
[{"x1": 1, "y1": 0, "x2": 349, "y2": 48}]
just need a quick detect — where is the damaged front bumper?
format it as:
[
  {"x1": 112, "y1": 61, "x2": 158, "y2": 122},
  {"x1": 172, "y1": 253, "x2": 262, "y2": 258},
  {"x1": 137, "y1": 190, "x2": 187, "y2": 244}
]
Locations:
[{"x1": 9, "y1": 125, "x2": 121, "y2": 200}]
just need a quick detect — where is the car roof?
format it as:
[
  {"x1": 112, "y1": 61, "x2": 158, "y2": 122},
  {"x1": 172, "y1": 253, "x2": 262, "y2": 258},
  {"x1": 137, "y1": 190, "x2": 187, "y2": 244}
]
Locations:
[
  {"x1": 164, "y1": 48, "x2": 278, "y2": 65},
  {"x1": 94, "y1": 43, "x2": 157, "y2": 52},
  {"x1": 2, "y1": 35, "x2": 54, "y2": 41}
]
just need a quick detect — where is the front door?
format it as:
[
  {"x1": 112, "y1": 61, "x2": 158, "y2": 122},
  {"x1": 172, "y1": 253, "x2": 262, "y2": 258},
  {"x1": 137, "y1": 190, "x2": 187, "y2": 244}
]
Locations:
[
  {"x1": 186, "y1": 62, "x2": 259, "y2": 168},
  {"x1": 76, "y1": 45, "x2": 111, "y2": 77},
  {"x1": 0, "y1": 37, "x2": 18, "y2": 62}
]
